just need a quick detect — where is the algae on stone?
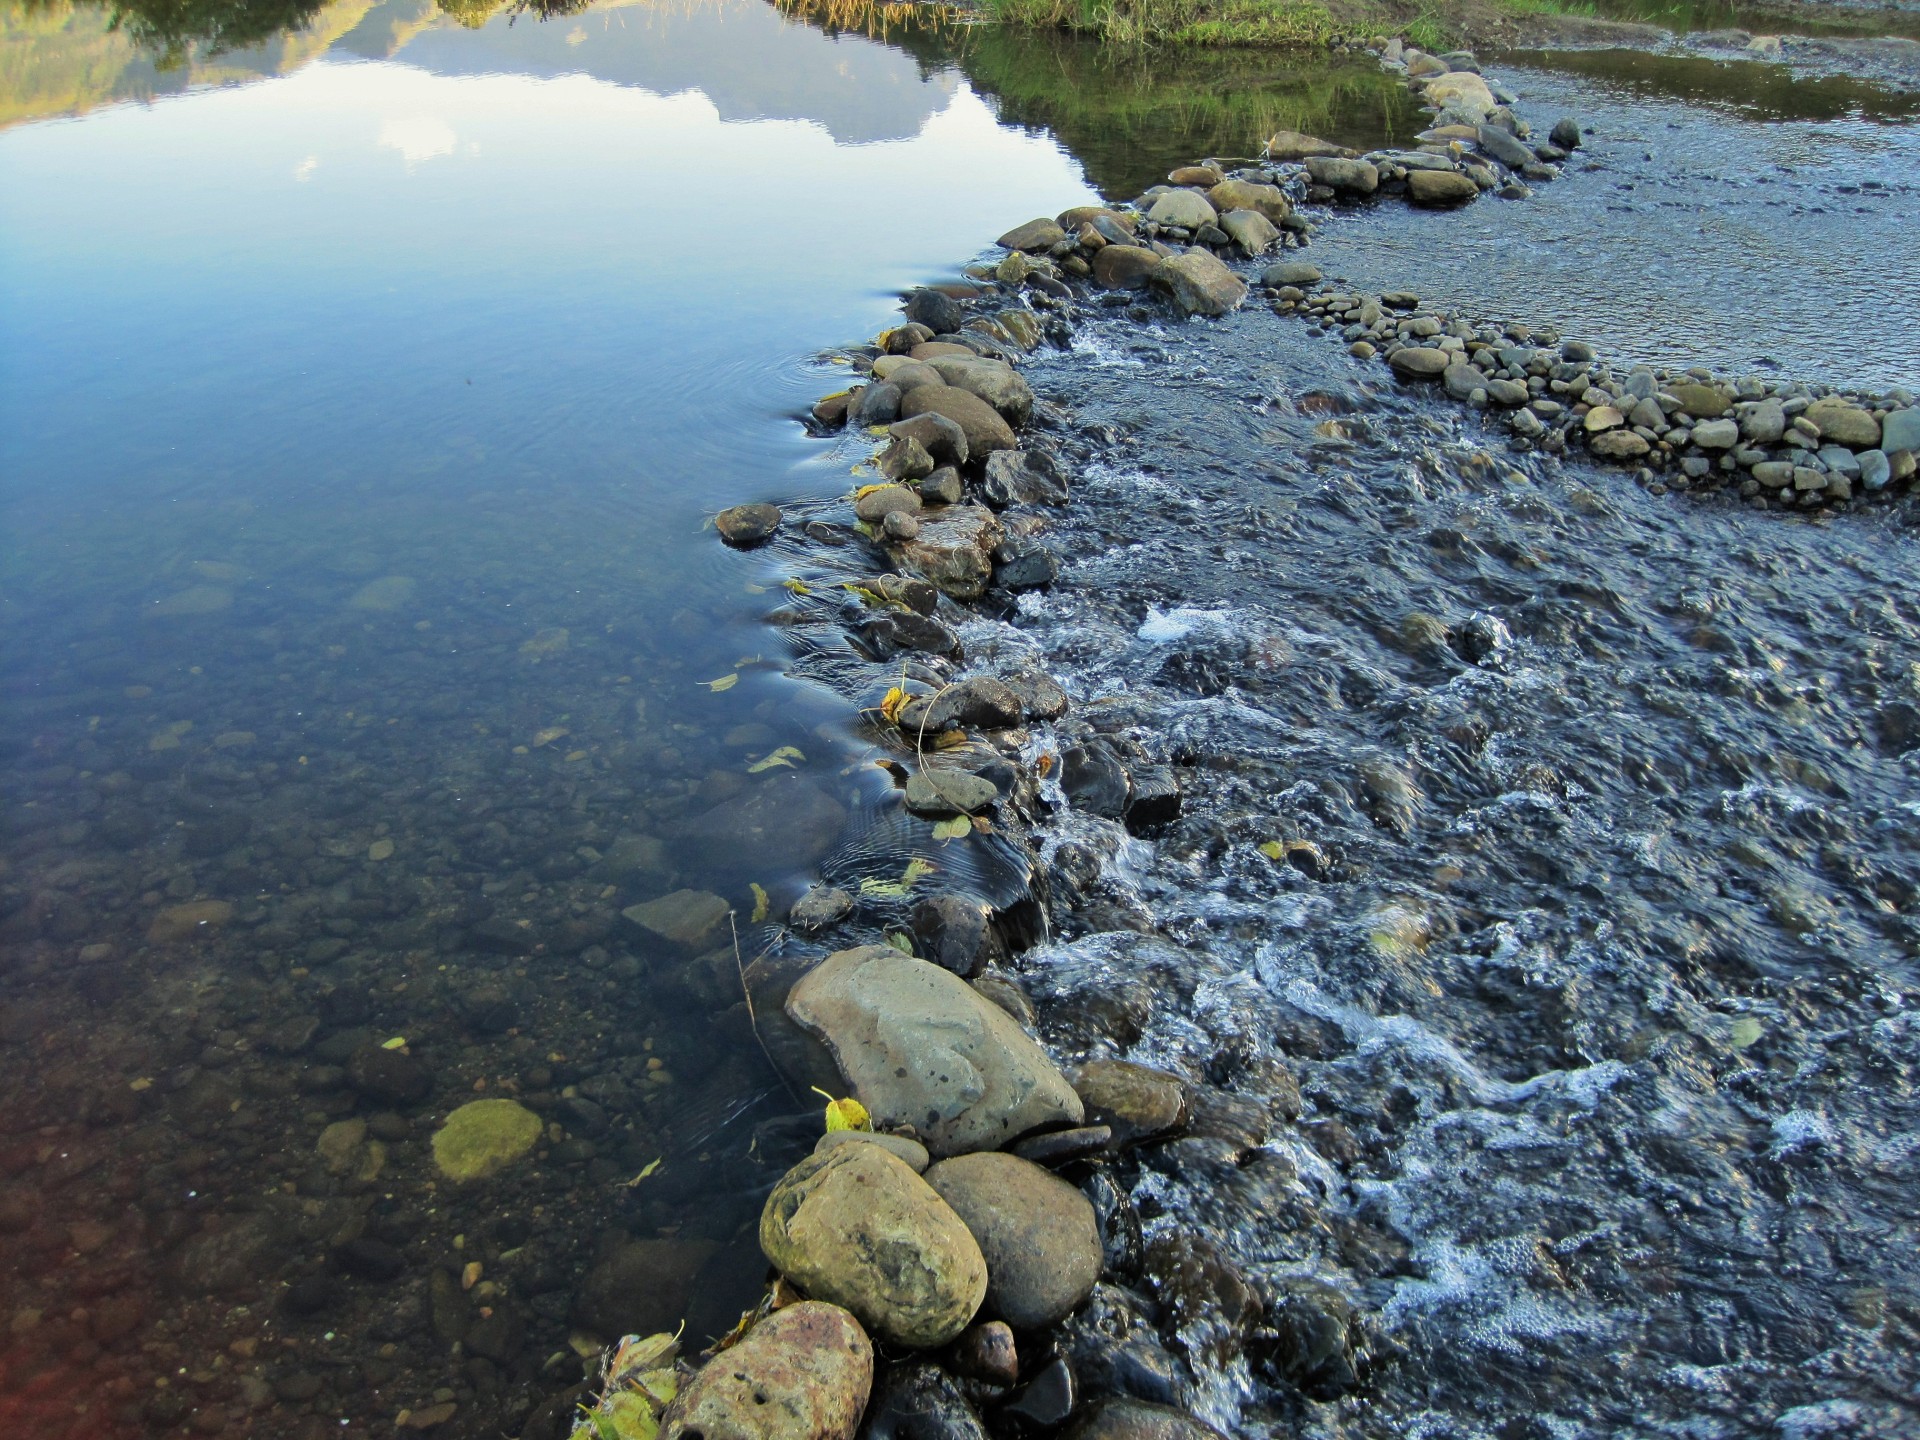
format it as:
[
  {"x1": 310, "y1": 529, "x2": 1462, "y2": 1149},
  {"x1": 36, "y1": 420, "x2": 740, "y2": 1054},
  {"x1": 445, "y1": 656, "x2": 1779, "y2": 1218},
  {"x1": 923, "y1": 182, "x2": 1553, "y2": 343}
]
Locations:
[{"x1": 432, "y1": 1098, "x2": 542, "y2": 1181}]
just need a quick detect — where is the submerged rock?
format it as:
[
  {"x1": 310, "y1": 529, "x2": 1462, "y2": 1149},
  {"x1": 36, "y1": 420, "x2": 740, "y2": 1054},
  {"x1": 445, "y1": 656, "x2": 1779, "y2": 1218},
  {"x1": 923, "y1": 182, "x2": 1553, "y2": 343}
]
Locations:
[
  {"x1": 924, "y1": 1152, "x2": 1103, "y2": 1329},
  {"x1": 760, "y1": 1144, "x2": 987, "y2": 1349},
  {"x1": 660, "y1": 1301, "x2": 873, "y2": 1440},
  {"x1": 622, "y1": 888, "x2": 730, "y2": 952},
  {"x1": 1064, "y1": 1399, "x2": 1227, "y2": 1440},
  {"x1": 432, "y1": 1099, "x2": 541, "y2": 1182},
  {"x1": 862, "y1": 1361, "x2": 989, "y2": 1440},
  {"x1": 674, "y1": 776, "x2": 848, "y2": 875},
  {"x1": 786, "y1": 945, "x2": 1084, "y2": 1156}
]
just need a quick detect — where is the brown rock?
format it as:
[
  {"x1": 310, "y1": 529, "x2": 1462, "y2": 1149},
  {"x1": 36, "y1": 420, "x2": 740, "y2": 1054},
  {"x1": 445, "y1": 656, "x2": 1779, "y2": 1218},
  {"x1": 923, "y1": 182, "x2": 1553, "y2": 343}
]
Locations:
[
  {"x1": 660, "y1": 1301, "x2": 873, "y2": 1440},
  {"x1": 898, "y1": 387, "x2": 1017, "y2": 457}
]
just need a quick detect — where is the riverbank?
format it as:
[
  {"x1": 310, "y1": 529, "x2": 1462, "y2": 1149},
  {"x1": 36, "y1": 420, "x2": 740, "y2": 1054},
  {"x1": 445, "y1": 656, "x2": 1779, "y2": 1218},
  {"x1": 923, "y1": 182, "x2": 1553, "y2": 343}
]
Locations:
[{"x1": 656, "y1": 34, "x2": 1919, "y2": 1440}]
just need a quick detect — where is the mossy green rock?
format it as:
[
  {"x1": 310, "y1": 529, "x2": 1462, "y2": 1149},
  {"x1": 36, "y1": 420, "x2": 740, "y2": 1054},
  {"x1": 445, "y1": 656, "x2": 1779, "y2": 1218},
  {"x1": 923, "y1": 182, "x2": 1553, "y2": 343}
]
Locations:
[{"x1": 432, "y1": 1099, "x2": 542, "y2": 1182}]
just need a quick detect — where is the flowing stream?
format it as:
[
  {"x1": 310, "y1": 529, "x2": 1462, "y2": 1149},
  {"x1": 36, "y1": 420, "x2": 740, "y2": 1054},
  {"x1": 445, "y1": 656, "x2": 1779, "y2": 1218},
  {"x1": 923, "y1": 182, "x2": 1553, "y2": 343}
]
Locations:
[{"x1": 1, "y1": 3, "x2": 1916, "y2": 1438}]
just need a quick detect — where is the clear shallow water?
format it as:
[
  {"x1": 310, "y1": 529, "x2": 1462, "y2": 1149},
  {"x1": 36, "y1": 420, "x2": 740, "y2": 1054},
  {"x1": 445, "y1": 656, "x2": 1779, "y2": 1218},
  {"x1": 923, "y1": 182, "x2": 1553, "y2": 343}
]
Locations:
[{"x1": 3, "y1": 4, "x2": 1920, "y2": 1440}]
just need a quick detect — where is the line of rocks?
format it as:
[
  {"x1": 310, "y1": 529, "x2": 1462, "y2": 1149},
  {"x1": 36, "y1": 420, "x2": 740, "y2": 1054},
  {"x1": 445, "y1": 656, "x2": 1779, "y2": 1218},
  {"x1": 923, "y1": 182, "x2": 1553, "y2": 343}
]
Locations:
[
  {"x1": 679, "y1": 38, "x2": 1915, "y2": 1440},
  {"x1": 1274, "y1": 273, "x2": 1919, "y2": 508}
]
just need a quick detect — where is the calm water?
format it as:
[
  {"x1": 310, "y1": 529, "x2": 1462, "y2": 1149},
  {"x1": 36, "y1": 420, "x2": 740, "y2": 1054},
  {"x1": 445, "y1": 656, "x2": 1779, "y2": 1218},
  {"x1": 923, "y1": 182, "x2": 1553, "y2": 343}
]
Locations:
[{"x1": 2, "y1": 3, "x2": 1918, "y2": 1439}]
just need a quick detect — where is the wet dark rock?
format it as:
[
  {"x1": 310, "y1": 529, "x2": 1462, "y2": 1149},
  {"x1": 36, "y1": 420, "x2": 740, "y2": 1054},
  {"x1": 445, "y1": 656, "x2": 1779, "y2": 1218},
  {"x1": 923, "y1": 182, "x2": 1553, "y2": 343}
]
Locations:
[
  {"x1": 1122, "y1": 767, "x2": 1179, "y2": 832},
  {"x1": 926, "y1": 677, "x2": 1022, "y2": 732},
  {"x1": 853, "y1": 382, "x2": 904, "y2": 428},
  {"x1": 814, "y1": 393, "x2": 852, "y2": 428},
  {"x1": 862, "y1": 1361, "x2": 989, "y2": 1440},
  {"x1": 167, "y1": 1211, "x2": 290, "y2": 1296},
  {"x1": 1258, "y1": 1278, "x2": 1363, "y2": 1397},
  {"x1": 791, "y1": 885, "x2": 854, "y2": 934},
  {"x1": 891, "y1": 413, "x2": 969, "y2": 470},
  {"x1": 993, "y1": 539, "x2": 1060, "y2": 593},
  {"x1": 893, "y1": 503, "x2": 1005, "y2": 601},
  {"x1": 1550, "y1": 115, "x2": 1582, "y2": 150},
  {"x1": 1142, "y1": 1234, "x2": 1260, "y2": 1365},
  {"x1": 924, "y1": 1152, "x2": 1102, "y2": 1329},
  {"x1": 1080, "y1": 1179, "x2": 1141, "y2": 1282},
  {"x1": 1475, "y1": 124, "x2": 1533, "y2": 168},
  {"x1": 572, "y1": 1235, "x2": 717, "y2": 1341},
  {"x1": 910, "y1": 894, "x2": 993, "y2": 978},
  {"x1": 347, "y1": 1043, "x2": 432, "y2": 1106},
  {"x1": 1060, "y1": 744, "x2": 1129, "y2": 820},
  {"x1": 1008, "y1": 1125, "x2": 1112, "y2": 1167},
  {"x1": 905, "y1": 289, "x2": 966, "y2": 336},
  {"x1": 982, "y1": 450, "x2": 1069, "y2": 509},
  {"x1": 921, "y1": 467, "x2": 966, "y2": 506},
  {"x1": 467, "y1": 918, "x2": 536, "y2": 956},
  {"x1": 1063, "y1": 1399, "x2": 1224, "y2": 1440},
  {"x1": 1070, "y1": 1062, "x2": 1191, "y2": 1148},
  {"x1": 674, "y1": 776, "x2": 849, "y2": 877},
  {"x1": 1004, "y1": 670, "x2": 1068, "y2": 721},
  {"x1": 949, "y1": 1321, "x2": 1019, "y2": 1388},
  {"x1": 332, "y1": 1236, "x2": 406, "y2": 1282},
  {"x1": 996, "y1": 1356, "x2": 1076, "y2": 1430},
  {"x1": 879, "y1": 435, "x2": 936, "y2": 484},
  {"x1": 863, "y1": 610, "x2": 960, "y2": 659},
  {"x1": 464, "y1": 1307, "x2": 524, "y2": 1363},
  {"x1": 718, "y1": 504, "x2": 782, "y2": 548}
]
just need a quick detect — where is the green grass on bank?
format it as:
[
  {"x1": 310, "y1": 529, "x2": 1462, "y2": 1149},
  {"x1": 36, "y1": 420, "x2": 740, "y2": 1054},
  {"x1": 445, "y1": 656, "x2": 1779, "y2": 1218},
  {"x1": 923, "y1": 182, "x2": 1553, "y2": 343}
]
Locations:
[{"x1": 984, "y1": 0, "x2": 1357, "y2": 48}]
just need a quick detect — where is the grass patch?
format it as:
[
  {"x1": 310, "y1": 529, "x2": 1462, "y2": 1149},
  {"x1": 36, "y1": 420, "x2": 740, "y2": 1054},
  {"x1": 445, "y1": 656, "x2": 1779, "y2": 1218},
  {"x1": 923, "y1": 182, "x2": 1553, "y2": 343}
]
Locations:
[{"x1": 985, "y1": 0, "x2": 1359, "y2": 48}]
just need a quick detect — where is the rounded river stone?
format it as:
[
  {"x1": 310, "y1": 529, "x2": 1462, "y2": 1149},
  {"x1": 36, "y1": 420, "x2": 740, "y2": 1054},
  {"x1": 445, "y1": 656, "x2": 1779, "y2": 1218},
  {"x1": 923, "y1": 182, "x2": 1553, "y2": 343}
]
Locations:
[
  {"x1": 660, "y1": 1301, "x2": 873, "y2": 1440},
  {"x1": 760, "y1": 1143, "x2": 986, "y2": 1349},
  {"x1": 923, "y1": 1152, "x2": 1102, "y2": 1329}
]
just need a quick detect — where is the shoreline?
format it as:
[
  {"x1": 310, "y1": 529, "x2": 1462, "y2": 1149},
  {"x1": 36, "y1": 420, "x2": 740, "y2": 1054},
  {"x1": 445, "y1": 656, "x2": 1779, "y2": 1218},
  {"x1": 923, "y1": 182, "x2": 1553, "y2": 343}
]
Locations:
[{"x1": 579, "y1": 34, "x2": 1919, "y2": 1440}]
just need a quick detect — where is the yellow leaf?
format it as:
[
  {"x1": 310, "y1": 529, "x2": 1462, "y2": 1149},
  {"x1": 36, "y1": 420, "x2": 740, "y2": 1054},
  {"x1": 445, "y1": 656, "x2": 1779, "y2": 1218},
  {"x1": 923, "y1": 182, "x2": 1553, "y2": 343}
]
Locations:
[
  {"x1": 932, "y1": 816, "x2": 970, "y2": 841},
  {"x1": 783, "y1": 578, "x2": 812, "y2": 595},
  {"x1": 381, "y1": 1036, "x2": 408, "y2": 1051},
  {"x1": 970, "y1": 816, "x2": 993, "y2": 835},
  {"x1": 701, "y1": 674, "x2": 739, "y2": 692},
  {"x1": 813, "y1": 1087, "x2": 871, "y2": 1133},
  {"x1": 885, "y1": 931, "x2": 915, "y2": 955},
  {"x1": 1258, "y1": 841, "x2": 1285, "y2": 861},
  {"x1": 902, "y1": 857, "x2": 936, "y2": 887},
  {"x1": 879, "y1": 687, "x2": 911, "y2": 724},
  {"x1": 852, "y1": 483, "x2": 893, "y2": 501},
  {"x1": 747, "y1": 745, "x2": 807, "y2": 774},
  {"x1": 532, "y1": 726, "x2": 570, "y2": 747},
  {"x1": 750, "y1": 883, "x2": 770, "y2": 923},
  {"x1": 858, "y1": 877, "x2": 909, "y2": 900},
  {"x1": 564, "y1": 750, "x2": 588, "y2": 762},
  {"x1": 930, "y1": 730, "x2": 968, "y2": 751},
  {"x1": 623, "y1": 1158, "x2": 663, "y2": 1188}
]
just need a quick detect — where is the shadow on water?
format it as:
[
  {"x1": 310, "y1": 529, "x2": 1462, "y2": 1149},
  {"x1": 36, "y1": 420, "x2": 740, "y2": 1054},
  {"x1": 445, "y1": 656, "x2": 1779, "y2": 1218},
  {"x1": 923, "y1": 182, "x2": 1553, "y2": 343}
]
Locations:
[{"x1": 1501, "y1": 41, "x2": 1920, "y2": 122}]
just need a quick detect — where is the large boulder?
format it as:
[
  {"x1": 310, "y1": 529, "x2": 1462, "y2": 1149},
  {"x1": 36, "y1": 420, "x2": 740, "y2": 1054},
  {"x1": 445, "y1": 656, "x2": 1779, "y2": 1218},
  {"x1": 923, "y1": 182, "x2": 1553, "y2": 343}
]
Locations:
[
  {"x1": 659, "y1": 1301, "x2": 873, "y2": 1440},
  {"x1": 899, "y1": 386, "x2": 1017, "y2": 457},
  {"x1": 786, "y1": 945, "x2": 1084, "y2": 1156},
  {"x1": 1151, "y1": 252, "x2": 1248, "y2": 318},
  {"x1": 760, "y1": 1145, "x2": 987, "y2": 1349},
  {"x1": 1205, "y1": 180, "x2": 1290, "y2": 225},
  {"x1": 926, "y1": 356, "x2": 1034, "y2": 425},
  {"x1": 923, "y1": 1153, "x2": 1102, "y2": 1329}
]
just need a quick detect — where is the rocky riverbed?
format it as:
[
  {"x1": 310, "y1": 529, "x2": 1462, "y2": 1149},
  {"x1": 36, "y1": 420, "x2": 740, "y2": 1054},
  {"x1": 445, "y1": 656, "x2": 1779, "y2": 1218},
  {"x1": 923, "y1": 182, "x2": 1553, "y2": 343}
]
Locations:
[{"x1": 657, "y1": 34, "x2": 1920, "y2": 1440}]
